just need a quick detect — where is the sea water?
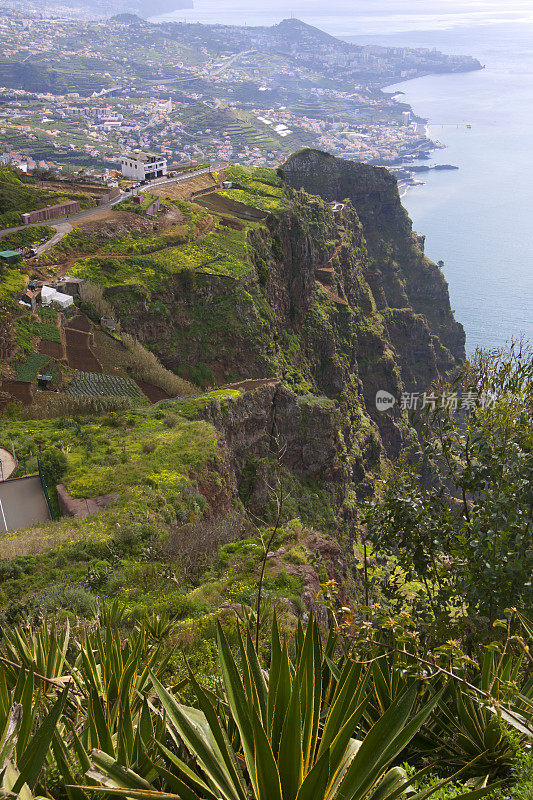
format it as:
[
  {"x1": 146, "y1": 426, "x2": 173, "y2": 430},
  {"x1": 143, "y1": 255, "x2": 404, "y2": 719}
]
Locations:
[
  {"x1": 363, "y1": 22, "x2": 533, "y2": 352},
  {"x1": 155, "y1": 3, "x2": 533, "y2": 352}
]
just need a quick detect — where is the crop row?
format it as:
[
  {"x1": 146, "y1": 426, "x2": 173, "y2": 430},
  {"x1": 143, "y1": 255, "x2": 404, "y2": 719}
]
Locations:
[{"x1": 66, "y1": 371, "x2": 144, "y2": 399}]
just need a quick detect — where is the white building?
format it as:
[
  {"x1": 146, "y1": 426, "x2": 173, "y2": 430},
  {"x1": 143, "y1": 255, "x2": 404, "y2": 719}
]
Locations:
[
  {"x1": 41, "y1": 285, "x2": 74, "y2": 309},
  {"x1": 120, "y1": 151, "x2": 167, "y2": 181}
]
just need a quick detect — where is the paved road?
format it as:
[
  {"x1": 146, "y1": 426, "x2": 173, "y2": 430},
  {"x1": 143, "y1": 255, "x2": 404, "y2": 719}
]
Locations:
[
  {"x1": 0, "y1": 193, "x2": 127, "y2": 241},
  {"x1": 0, "y1": 475, "x2": 50, "y2": 533},
  {"x1": 34, "y1": 222, "x2": 72, "y2": 256}
]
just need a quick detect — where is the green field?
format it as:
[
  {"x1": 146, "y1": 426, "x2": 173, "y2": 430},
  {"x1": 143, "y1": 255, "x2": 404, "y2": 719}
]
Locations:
[{"x1": 15, "y1": 353, "x2": 51, "y2": 382}]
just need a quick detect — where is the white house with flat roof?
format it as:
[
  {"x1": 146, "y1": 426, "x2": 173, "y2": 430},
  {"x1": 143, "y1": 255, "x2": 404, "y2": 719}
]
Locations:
[{"x1": 120, "y1": 151, "x2": 167, "y2": 181}]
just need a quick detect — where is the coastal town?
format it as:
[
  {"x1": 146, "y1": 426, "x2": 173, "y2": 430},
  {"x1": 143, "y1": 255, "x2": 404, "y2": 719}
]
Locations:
[{"x1": 0, "y1": 10, "x2": 481, "y2": 179}]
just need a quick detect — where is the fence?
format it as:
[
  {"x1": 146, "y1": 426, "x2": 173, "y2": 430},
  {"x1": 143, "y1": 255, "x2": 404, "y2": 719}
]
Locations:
[{"x1": 37, "y1": 457, "x2": 57, "y2": 521}]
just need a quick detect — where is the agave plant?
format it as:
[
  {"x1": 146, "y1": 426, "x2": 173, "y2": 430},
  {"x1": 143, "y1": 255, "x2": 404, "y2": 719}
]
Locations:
[
  {"x1": 417, "y1": 632, "x2": 533, "y2": 776},
  {"x1": 0, "y1": 619, "x2": 71, "y2": 683},
  {"x1": 0, "y1": 667, "x2": 68, "y2": 799},
  {"x1": 78, "y1": 617, "x2": 500, "y2": 800}
]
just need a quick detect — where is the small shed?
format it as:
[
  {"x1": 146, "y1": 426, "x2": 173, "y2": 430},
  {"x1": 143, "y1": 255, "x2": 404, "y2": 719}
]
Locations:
[
  {"x1": 54, "y1": 276, "x2": 84, "y2": 297},
  {"x1": 19, "y1": 288, "x2": 37, "y2": 311},
  {"x1": 37, "y1": 373, "x2": 53, "y2": 390},
  {"x1": 0, "y1": 250, "x2": 22, "y2": 266}
]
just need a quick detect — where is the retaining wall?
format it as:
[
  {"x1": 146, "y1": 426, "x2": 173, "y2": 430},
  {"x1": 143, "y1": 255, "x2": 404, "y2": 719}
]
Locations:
[{"x1": 22, "y1": 200, "x2": 81, "y2": 224}]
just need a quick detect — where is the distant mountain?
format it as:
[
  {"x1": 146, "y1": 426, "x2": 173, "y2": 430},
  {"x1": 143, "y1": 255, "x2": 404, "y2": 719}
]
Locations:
[{"x1": 5, "y1": 0, "x2": 194, "y2": 18}]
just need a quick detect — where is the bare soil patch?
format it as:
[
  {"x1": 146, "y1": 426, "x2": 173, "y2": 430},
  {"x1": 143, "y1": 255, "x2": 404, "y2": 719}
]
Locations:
[
  {"x1": 0, "y1": 380, "x2": 34, "y2": 406},
  {"x1": 38, "y1": 339, "x2": 64, "y2": 359},
  {"x1": 150, "y1": 173, "x2": 218, "y2": 202},
  {"x1": 65, "y1": 326, "x2": 102, "y2": 372},
  {"x1": 134, "y1": 380, "x2": 170, "y2": 403},
  {"x1": 66, "y1": 314, "x2": 92, "y2": 333},
  {"x1": 73, "y1": 209, "x2": 155, "y2": 233},
  {"x1": 196, "y1": 192, "x2": 268, "y2": 221}
]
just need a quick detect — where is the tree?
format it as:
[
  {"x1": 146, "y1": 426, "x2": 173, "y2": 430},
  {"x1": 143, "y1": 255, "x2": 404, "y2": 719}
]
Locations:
[{"x1": 365, "y1": 342, "x2": 533, "y2": 627}]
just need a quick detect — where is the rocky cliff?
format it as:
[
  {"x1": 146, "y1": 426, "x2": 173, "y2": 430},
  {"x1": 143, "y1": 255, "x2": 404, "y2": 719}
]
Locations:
[
  {"x1": 281, "y1": 149, "x2": 465, "y2": 368},
  {"x1": 113, "y1": 154, "x2": 463, "y2": 474},
  {"x1": 0, "y1": 154, "x2": 468, "y2": 620}
]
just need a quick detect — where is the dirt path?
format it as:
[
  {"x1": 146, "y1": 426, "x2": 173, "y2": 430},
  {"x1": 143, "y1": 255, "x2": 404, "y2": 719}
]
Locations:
[
  {"x1": 0, "y1": 446, "x2": 16, "y2": 481},
  {"x1": 34, "y1": 222, "x2": 72, "y2": 255}
]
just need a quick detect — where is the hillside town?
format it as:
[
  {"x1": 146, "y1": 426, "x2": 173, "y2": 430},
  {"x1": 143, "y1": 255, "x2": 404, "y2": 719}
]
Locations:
[{"x1": 0, "y1": 11, "x2": 480, "y2": 178}]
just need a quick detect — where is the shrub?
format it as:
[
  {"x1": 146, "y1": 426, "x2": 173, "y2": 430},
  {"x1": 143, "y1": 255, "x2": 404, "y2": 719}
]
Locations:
[
  {"x1": 39, "y1": 448, "x2": 68, "y2": 487},
  {"x1": 79, "y1": 281, "x2": 117, "y2": 323}
]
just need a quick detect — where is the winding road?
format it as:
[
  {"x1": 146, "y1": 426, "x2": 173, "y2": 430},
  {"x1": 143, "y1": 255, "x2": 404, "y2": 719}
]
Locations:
[{"x1": 0, "y1": 167, "x2": 214, "y2": 256}]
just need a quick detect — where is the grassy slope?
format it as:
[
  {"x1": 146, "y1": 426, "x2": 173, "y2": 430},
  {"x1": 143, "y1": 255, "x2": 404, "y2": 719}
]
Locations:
[
  {"x1": 0, "y1": 167, "x2": 95, "y2": 228},
  {"x1": 0, "y1": 389, "x2": 321, "y2": 626},
  {"x1": 67, "y1": 169, "x2": 285, "y2": 291}
]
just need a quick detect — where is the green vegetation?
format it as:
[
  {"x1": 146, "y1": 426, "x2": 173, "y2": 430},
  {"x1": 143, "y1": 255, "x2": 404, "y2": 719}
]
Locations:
[
  {"x1": 1, "y1": 610, "x2": 529, "y2": 800},
  {"x1": 0, "y1": 224, "x2": 54, "y2": 250},
  {"x1": 39, "y1": 448, "x2": 67, "y2": 486},
  {"x1": 0, "y1": 265, "x2": 25, "y2": 301},
  {"x1": 364, "y1": 343, "x2": 533, "y2": 630},
  {"x1": 71, "y1": 221, "x2": 252, "y2": 290},
  {"x1": 0, "y1": 167, "x2": 95, "y2": 228},
  {"x1": 0, "y1": 157, "x2": 531, "y2": 800},
  {"x1": 15, "y1": 352, "x2": 50, "y2": 381},
  {"x1": 222, "y1": 165, "x2": 290, "y2": 212},
  {"x1": 15, "y1": 309, "x2": 61, "y2": 353}
]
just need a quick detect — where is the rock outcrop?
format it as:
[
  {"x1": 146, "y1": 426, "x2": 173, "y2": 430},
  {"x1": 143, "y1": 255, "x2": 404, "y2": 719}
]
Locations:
[
  {"x1": 111, "y1": 152, "x2": 465, "y2": 509},
  {"x1": 281, "y1": 149, "x2": 466, "y2": 365}
]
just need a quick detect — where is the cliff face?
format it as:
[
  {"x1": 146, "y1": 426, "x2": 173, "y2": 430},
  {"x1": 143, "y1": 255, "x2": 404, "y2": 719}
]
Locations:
[
  {"x1": 281, "y1": 149, "x2": 466, "y2": 367},
  {"x1": 110, "y1": 153, "x2": 464, "y2": 508}
]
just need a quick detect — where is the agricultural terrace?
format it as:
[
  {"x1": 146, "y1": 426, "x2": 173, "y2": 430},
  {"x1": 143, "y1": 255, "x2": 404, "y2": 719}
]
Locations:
[
  {"x1": 66, "y1": 372, "x2": 145, "y2": 399},
  {"x1": 221, "y1": 165, "x2": 289, "y2": 212},
  {"x1": 0, "y1": 167, "x2": 95, "y2": 229},
  {"x1": 66, "y1": 167, "x2": 288, "y2": 291},
  {"x1": 15, "y1": 307, "x2": 61, "y2": 354},
  {"x1": 70, "y1": 208, "x2": 255, "y2": 291}
]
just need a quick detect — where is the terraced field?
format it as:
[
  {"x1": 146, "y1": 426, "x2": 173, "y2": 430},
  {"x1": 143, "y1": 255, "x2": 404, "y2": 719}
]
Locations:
[
  {"x1": 15, "y1": 353, "x2": 51, "y2": 382},
  {"x1": 66, "y1": 371, "x2": 145, "y2": 399}
]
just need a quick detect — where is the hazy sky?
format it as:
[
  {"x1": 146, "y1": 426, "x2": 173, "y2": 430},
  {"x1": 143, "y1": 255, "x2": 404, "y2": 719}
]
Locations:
[{"x1": 154, "y1": 1, "x2": 533, "y2": 33}]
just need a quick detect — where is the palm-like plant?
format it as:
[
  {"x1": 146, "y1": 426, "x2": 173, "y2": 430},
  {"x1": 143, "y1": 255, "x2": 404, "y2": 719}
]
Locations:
[{"x1": 78, "y1": 617, "x2": 499, "y2": 800}]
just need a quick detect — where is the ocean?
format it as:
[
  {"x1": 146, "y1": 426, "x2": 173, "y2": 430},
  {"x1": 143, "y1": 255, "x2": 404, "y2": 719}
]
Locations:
[
  {"x1": 153, "y1": 3, "x2": 533, "y2": 352},
  {"x1": 355, "y1": 23, "x2": 533, "y2": 353}
]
